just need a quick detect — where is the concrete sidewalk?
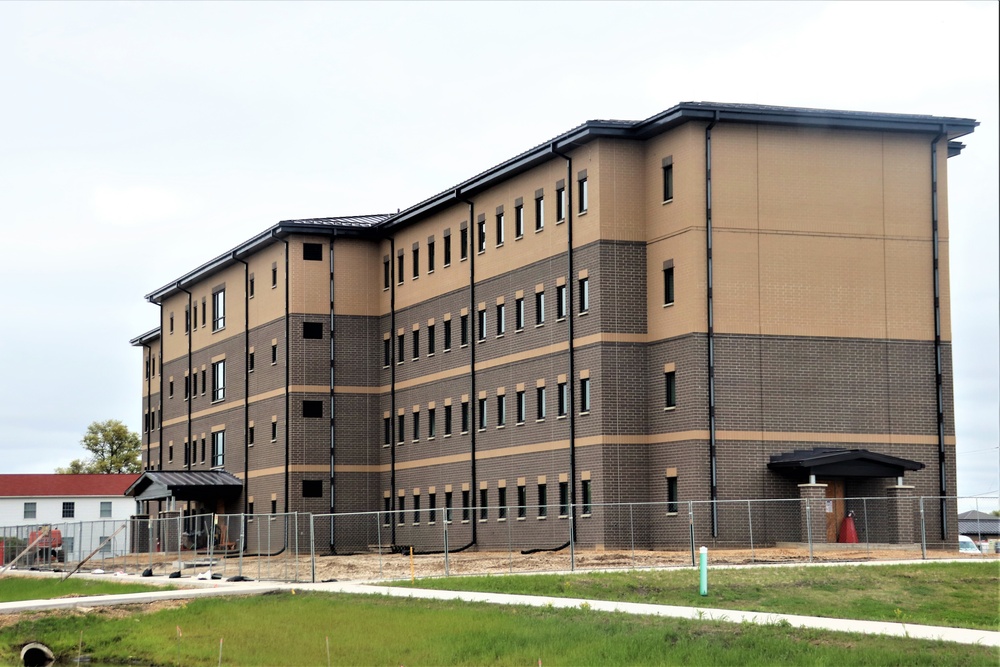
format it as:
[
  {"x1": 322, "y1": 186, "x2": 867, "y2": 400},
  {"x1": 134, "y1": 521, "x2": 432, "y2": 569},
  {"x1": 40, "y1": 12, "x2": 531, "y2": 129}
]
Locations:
[{"x1": 1, "y1": 573, "x2": 997, "y2": 648}]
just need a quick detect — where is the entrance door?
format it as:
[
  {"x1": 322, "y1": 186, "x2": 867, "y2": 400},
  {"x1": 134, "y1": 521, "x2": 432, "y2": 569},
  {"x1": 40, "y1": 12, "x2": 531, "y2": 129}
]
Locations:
[{"x1": 821, "y1": 479, "x2": 846, "y2": 542}]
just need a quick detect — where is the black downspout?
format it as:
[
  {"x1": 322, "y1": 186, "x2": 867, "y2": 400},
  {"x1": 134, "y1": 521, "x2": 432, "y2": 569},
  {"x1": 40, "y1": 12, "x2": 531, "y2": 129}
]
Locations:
[
  {"x1": 551, "y1": 144, "x2": 577, "y2": 544},
  {"x1": 705, "y1": 113, "x2": 719, "y2": 538},
  {"x1": 233, "y1": 253, "x2": 250, "y2": 516},
  {"x1": 177, "y1": 283, "x2": 193, "y2": 476},
  {"x1": 270, "y1": 230, "x2": 291, "y2": 519},
  {"x1": 389, "y1": 237, "x2": 397, "y2": 547},
  {"x1": 930, "y1": 126, "x2": 949, "y2": 540},
  {"x1": 460, "y1": 193, "x2": 478, "y2": 547},
  {"x1": 141, "y1": 342, "x2": 151, "y2": 472},
  {"x1": 328, "y1": 231, "x2": 337, "y2": 552}
]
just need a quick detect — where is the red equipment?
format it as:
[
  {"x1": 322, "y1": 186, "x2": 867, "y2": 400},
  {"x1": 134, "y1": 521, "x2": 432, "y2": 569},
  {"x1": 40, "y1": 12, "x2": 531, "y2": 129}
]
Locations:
[{"x1": 838, "y1": 511, "x2": 859, "y2": 543}]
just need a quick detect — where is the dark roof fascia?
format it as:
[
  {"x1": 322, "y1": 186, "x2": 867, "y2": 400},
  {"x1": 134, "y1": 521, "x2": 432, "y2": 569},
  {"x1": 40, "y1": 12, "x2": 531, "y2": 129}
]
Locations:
[
  {"x1": 129, "y1": 327, "x2": 161, "y2": 347},
  {"x1": 768, "y1": 448, "x2": 925, "y2": 471}
]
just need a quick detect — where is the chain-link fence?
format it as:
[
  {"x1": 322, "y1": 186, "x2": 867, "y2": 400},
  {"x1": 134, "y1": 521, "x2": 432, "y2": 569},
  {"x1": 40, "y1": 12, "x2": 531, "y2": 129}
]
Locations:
[{"x1": 3, "y1": 496, "x2": 995, "y2": 583}]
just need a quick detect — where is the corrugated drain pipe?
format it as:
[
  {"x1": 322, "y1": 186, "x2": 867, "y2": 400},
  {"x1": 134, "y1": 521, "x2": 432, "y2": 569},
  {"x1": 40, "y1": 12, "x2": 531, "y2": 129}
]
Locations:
[
  {"x1": 930, "y1": 126, "x2": 949, "y2": 540},
  {"x1": 705, "y1": 113, "x2": 719, "y2": 538}
]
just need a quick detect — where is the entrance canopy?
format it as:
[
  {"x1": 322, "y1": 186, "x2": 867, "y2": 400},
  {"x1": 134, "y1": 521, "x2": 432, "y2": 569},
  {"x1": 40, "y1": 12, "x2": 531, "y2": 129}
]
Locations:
[
  {"x1": 768, "y1": 447, "x2": 924, "y2": 480},
  {"x1": 125, "y1": 470, "x2": 243, "y2": 503}
]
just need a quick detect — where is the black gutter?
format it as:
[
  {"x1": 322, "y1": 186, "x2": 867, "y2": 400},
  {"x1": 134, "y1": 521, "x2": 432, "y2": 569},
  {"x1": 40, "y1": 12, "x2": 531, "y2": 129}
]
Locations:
[
  {"x1": 233, "y1": 252, "x2": 250, "y2": 516},
  {"x1": 704, "y1": 113, "x2": 719, "y2": 537},
  {"x1": 177, "y1": 283, "x2": 193, "y2": 474},
  {"x1": 460, "y1": 194, "x2": 478, "y2": 547},
  {"x1": 389, "y1": 237, "x2": 397, "y2": 547},
  {"x1": 551, "y1": 144, "x2": 578, "y2": 543},
  {"x1": 930, "y1": 126, "x2": 949, "y2": 540}
]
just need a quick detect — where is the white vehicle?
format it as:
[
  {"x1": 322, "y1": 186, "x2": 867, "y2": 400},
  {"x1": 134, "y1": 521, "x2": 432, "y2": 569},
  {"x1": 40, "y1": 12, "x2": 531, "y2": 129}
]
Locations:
[{"x1": 958, "y1": 534, "x2": 982, "y2": 554}]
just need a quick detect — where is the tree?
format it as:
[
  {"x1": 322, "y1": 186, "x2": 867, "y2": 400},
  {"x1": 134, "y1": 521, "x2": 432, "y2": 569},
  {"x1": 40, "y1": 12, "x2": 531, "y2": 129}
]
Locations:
[{"x1": 56, "y1": 419, "x2": 142, "y2": 474}]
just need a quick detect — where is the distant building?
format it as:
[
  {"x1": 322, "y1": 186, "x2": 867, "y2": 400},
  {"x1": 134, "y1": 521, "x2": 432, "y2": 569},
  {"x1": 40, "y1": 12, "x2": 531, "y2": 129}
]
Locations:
[{"x1": 130, "y1": 102, "x2": 977, "y2": 551}]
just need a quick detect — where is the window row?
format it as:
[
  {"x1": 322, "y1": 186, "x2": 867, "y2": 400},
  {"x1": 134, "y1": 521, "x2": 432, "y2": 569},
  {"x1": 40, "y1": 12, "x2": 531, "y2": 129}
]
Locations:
[
  {"x1": 384, "y1": 173, "x2": 589, "y2": 288},
  {"x1": 23, "y1": 501, "x2": 112, "y2": 519},
  {"x1": 383, "y1": 376, "x2": 591, "y2": 446},
  {"x1": 166, "y1": 430, "x2": 228, "y2": 468},
  {"x1": 383, "y1": 278, "x2": 590, "y2": 366},
  {"x1": 169, "y1": 287, "x2": 228, "y2": 336},
  {"x1": 383, "y1": 477, "x2": 594, "y2": 526},
  {"x1": 165, "y1": 359, "x2": 229, "y2": 402}
]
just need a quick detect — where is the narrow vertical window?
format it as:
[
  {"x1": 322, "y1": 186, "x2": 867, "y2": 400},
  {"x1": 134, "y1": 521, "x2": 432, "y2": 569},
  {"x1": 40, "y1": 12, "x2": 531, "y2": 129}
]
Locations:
[
  {"x1": 271, "y1": 265, "x2": 278, "y2": 288},
  {"x1": 558, "y1": 381, "x2": 568, "y2": 417},
  {"x1": 397, "y1": 414, "x2": 405, "y2": 444},
  {"x1": 429, "y1": 492, "x2": 437, "y2": 523},
  {"x1": 443, "y1": 232, "x2": 452, "y2": 266},
  {"x1": 249, "y1": 276, "x2": 255, "y2": 298},
  {"x1": 498, "y1": 487, "x2": 508, "y2": 519},
  {"x1": 460, "y1": 227, "x2": 469, "y2": 260},
  {"x1": 428, "y1": 239, "x2": 435, "y2": 272},
  {"x1": 556, "y1": 284, "x2": 567, "y2": 319},
  {"x1": 479, "y1": 488, "x2": 488, "y2": 520},
  {"x1": 462, "y1": 489, "x2": 470, "y2": 522},
  {"x1": 667, "y1": 475, "x2": 679, "y2": 513},
  {"x1": 384, "y1": 257, "x2": 391, "y2": 289},
  {"x1": 497, "y1": 394, "x2": 506, "y2": 427},
  {"x1": 460, "y1": 314, "x2": 469, "y2": 346},
  {"x1": 582, "y1": 479, "x2": 592, "y2": 515},
  {"x1": 397, "y1": 254, "x2": 404, "y2": 285},
  {"x1": 397, "y1": 496, "x2": 405, "y2": 525},
  {"x1": 496, "y1": 304, "x2": 505, "y2": 336},
  {"x1": 535, "y1": 291, "x2": 545, "y2": 325},
  {"x1": 211, "y1": 430, "x2": 225, "y2": 467},
  {"x1": 477, "y1": 217, "x2": 486, "y2": 253},
  {"x1": 665, "y1": 371, "x2": 677, "y2": 409},
  {"x1": 271, "y1": 420, "x2": 277, "y2": 441},
  {"x1": 579, "y1": 277, "x2": 589, "y2": 313},
  {"x1": 428, "y1": 407, "x2": 436, "y2": 438},
  {"x1": 412, "y1": 411, "x2": 420, "y2": 441},
  {"x1": 478, "y1": 397, "x2": 487, "y2": 430},
  {"x1": 397, "y1": 333, "x2": 405, "y2": 364},
  {"x1": 428, "y1": 324, "x2": 436, "y2": 355},
  {"x1": 212, "y1": 360, "x2": 226, "y2": 401},
  {"x1": 662, "y1": 157, "x2": 674, "y2": 201},
  {"x1": 515, "y1": 202, "x2": 524, "y2": 238},
  {"x1": 495, "y1": 210, "x2": 505, "y2": 245},
  {"x1": 413, "y1": 494, "x2": 421, "y2": 524},
  {"x1": 445, "y1": 491, "x2": 453, "y2": 523},
  {"x1": 664, "y1": 263, "x2": 675, "y2": 305},
  {"x1": 461, "y1": 400, "x2": 470, "y2": 433},
  {"x1": 184, "y1": 308, "x2": 190, "y2": 334},
  {"x1": 383, "y1": 338, "x2": 391, "y2": 367},
  {"x1": 444, "y1": 404, "x2": 453, "y2": 436},
  {"x1": 517, "y1": 484, "x2": 527, "y2": 519},
  {"x1": 271, "y1": 342, "x2": 277, "y2": 364},
  {"x1": 515, "y1": 297, "x2": 524, "y2": 330},
  {"x1": 412, "y1": 247, "x2": 419, "y2": 278},
  {"x1": 248, "y1": 425, "x2": 255, "y2": 445},
  {"x1": 169, "y1": 313, "x2": 174, "y2": 334},
  {"x1": 516, "y1": 390, "x2": 526, "y2": 424},
  {"x1": 534, "y1": 191, "x2": 544, "y2": 231},
  {"x1": 538, "y1": 483, "x2": 548, "y2": 518},
  {"x1": 212, "y1": 289, "x2": 225, "y2": 330},
  {"x1": 578, "y1": 173, "x2": 588, "y2": 213},
  {"x1": 477, "y1": 309, "x2": 486, "y2": 342},
  {"x1": 444, "y1": 319, "x2": 452, "y2": 351},
  {"x1": 556, "y1": 185, "x2": 566, "y2": 221},
  {"x1": 580, "y1": 377, "x2": 591, "y2": 413},
  {"x1": 248, "y1": 351, "x2": 255, "y2": 372},
  {"x1": 383, "y1": 497, "x2": 391, "y2": 525},
  {"x1": 412, "y1": 329, "x2": 419, "y2": 360},
  {"x1": 559, "y1": 481, "x2": 569, "y2": 517},
  {"x1": 536, "y1": 386, "x2": 546, "y2": 420}
]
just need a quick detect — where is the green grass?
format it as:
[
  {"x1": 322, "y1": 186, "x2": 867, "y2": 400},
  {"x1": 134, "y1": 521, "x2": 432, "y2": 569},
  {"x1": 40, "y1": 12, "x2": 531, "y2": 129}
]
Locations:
[
  {"x1": 0, "y1": 576, "x2": 171, "y2": 602},
  {"x1": 392, "y1": 561, "x2": 1000, "y2": 630},
  {"x1": 1, "y1": 591, "x2": 996, "y2": 666}
]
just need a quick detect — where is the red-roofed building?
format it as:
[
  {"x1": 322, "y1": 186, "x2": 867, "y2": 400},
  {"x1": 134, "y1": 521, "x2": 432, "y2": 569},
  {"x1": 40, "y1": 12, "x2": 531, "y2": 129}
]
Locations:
[{"x1": 0, "y1": 474, "x2": 140, "y2": 563}]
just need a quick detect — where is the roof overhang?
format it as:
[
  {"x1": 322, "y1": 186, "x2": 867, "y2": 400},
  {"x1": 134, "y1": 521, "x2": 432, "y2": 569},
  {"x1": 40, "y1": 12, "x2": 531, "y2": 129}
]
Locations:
[
  {"x1": 768, "y1": 447, "x2": 925, "y2": 480},
  {"x1": 125, "y1": 470, "x2": 243, "y2": 502}
]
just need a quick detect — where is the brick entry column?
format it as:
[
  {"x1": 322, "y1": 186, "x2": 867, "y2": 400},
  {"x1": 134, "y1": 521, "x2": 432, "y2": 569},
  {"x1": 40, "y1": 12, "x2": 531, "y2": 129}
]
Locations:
[
  {"x1": 885, "y1": 483, "x2": 915, "y2": 544},
  {"x1": 798, "y1": 482, "x2": 828, "y2": 544},
  {"x1": 158, "y1": 510, "x2": 181, "y2": 554}
]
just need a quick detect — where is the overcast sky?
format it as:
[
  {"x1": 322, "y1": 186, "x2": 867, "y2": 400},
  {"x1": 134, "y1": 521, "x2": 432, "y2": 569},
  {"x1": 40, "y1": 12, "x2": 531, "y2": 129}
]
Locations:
[{"x1": 1, "y1": 1, "x2": 996, "y2": 507}]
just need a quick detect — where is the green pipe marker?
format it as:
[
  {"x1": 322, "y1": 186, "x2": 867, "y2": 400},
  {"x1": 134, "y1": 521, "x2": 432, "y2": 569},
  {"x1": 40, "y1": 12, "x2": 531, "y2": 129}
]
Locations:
[{"x1": 699, "y1": 546, "x2": 708, "y2": 596}]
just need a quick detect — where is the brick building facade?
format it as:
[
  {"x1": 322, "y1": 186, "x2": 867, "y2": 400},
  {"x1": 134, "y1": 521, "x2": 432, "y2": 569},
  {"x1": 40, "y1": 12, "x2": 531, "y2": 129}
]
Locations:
[{"x1": 130, "y1": 102, "x2": 977, "y2": 551}]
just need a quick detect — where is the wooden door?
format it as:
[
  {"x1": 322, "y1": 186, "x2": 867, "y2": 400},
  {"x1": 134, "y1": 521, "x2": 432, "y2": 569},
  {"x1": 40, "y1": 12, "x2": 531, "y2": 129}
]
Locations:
[{"x1": 822, "y1": 479, "x2": 846, "y2": 542}]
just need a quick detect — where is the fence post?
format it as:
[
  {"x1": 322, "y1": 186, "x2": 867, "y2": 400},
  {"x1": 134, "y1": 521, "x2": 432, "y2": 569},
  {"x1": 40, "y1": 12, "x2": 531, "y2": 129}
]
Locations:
[
  {"x1": 688, "y1": 501, "x2": 695, "y2": 567},
  {"x1": 569, "y1": 502, "x2": 576, "y2": 572},
  {"x1": 805, "y1": 503, "x2": 813, "y2": 563},
  {"x1": 376, "y1": 512, "x2": 383, "y2": 580},
  {"x1": 239, "y1": 515, "x2": 245, "y2": 579},
  {"x1": 919, "y1": 497, "x2": 927, "y2": 560},
  {"x1": 507, "y1": 510, "x2": 513, "y2": 574},
  {"x1": 747, "y1": 500, "x2": 754, "y2": 564},
  {"x1": 443, "y1": 522, "x2": 450, "y2": 577},
  {"x1": 294, "y1": 513, "x2": 300, "y2": 583},
  {"x1": 310, "y1": 514, "x2": 316, "y2": 584},
  {"x1": 863, "y1": 498, "x2": 870, "y2": 558},
  {"x1": 629, "y1": 503, "x2": 635, "y2": 568}
]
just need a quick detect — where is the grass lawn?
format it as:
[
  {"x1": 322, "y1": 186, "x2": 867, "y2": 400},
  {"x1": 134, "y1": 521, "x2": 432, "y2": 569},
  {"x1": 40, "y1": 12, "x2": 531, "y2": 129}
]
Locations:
[
  {"x1": 0, "y1": 576, "x2": 172, "y2": 602},
  {"x1": 2, "y1": 591, "x2": 997, "y2": 666},
  {"x1": 393, "y1": 561, "x2": 1000, "y2": 630}
]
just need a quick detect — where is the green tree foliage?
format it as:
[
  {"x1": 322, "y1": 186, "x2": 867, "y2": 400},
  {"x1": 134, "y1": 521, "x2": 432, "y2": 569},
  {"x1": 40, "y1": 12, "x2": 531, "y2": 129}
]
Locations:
[{"x1": 55, "y1": 420, "x2": 141, "y2": 474}]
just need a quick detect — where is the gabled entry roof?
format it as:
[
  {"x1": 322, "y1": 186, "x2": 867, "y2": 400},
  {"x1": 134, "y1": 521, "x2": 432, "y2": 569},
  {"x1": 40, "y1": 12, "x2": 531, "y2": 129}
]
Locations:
[
  {"x1": 125, "y1": 471, "x2": 243, "y2": 502},
  {"x1": 768, "y1": 447, "x2": 925, "y2": 479}
]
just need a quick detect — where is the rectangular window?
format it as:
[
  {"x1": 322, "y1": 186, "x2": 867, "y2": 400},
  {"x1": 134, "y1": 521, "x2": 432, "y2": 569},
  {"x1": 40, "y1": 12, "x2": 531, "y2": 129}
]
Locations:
[
  {"x1": 497, "y1": 394, "x2": 506, "y2": 427},
  {"x1": 444, "y1": 404, "x2": 453, "y2": 436},
  {"x1": 445, "y1": 491, "x2": 453, "y2": 523},
  {"x1": 383, "y1": 257, "x2": 390, "y2": 289},
  {"x1": 559, "y1": 482, "x2": 569, "y2": 517},
  {"x1": 443, "y1": 233, "x2": 452, "y2": 266},
  {"x1": 184, "y1": 375, "x2": 190, "y2": 400},
  {"x1": 462, "y1": 489, "x2": 470, "y2": 522},
  {"x1": 303, "y1": 400, "x2": 323, "y2": 418},
  {"x1": 443, "y1": 319, "x2": 452, "y2": 351},
  {"x1": 429, "y1": 492, "x2": 437, "y2": 523},
  {"x1": 397, "y1": 414, "x2": 405, "y2": 444},
  {"x1": 460, "y1": 314, "x2": 469, "y2": 346},
  {"x1": 535, "y1": 291, "x2": 545, "y2": 325},
  {"x1": 201, "y1": 298, "x2": 207, "y2": 326},
  {"x1": 517, "y1": 484, "x2": 526, "y2": 519},
  {"x1": 582, "y1": 479, "x2": 592, "y2": 515},
  {"x1": 556, "y1": 186, "x2": 566, "y2": 221},
  {"x1": 580, "y1": 377, "x2": 591, "y2": 413},
  {"x1": 460, "y1": 227, "x2": 469, "y2": 260},
  {"x1": 183, "y1": 440, "x2": 190, "y2": 466},
  {"x1": 412, "y1": 329, "x2": 420, "y2": 359},
  {"x1": 428, "y1": 407, "x2": 436, "y2": 438},
  {"x1": 578, "y1": 176, "x2": 588, "y2": 213},
  {"x1": 303, "y1": 243, "x2": 322, "y2": 261},
  {"x1": 397, "y1": 496, "x2": 405, "y2": 525},
  {"x1": 303, "y1": 322, "x2": 323, "y2": 339},
  {"x1": 667, "y1": 475, "x2": 679, "y2": 513},
  {"x1": 211, "y1": 431, "x2": 225, "y2": 467},
  {"x1": 412, "y1": 247, "x2": 419, "y2": 278},
  {"x1": 515, "y1": 204, "x2": 524, "y2": 238},
  {"x1": 536, "y1": 386, "x2": 546, "y2": 420},
  {"x1": 212, "y1": 289, "x2": 225, "y2": 330},
  {"x1": 272, "y1": 265, "x2": 278, "y2": 288},
  {"x1": 579, "y1": 277, "x2": 589, "y2": 313},
  {"x1": 169, "y1": 313, "x2": 174, "y2": 334},
  {"x1": 271, "y1": 343, "x2": 278, "y2": 364},
  {"x1": 412, "y1": 411, "x2": 420, "y2": 441},
  {"x1": 665, "y1": 371, "x2": 677, "y2": 409},
  {"x1": 383, "y1": 338, "x2": 391, "y2": 367},
  {"x1": 191, "y1": 370, "x2": 198, "y2": 397},
  {"x1": 192, "y1": 303, "x2": 197, "y2": 329},
  {"x1": 516, "y1": 390, "x2": 526, "y2": 424},
  {"x1": 384, "y1": 417, "x2": 391, "y2": 446},
  {"x1": 496, "y1": 304, "x2": 505, "y2": 336},
  {"x1": 478, "y1": 397, "x2": 487, "y2": 430},
  {"x1": 477, "y1": 218, "x2": 486, "y2": 253},
  {"x1": 461, "y1": 400, "x2": 470, "y2": 434},
  {"x1": 184, "y1": 308, "x2": 190, "y2": 334},
  {"x1": 212, "y1": 360, "x2": 226, "y2": 401},
  {"x1": 248, "y1": 351, "x2": 255, "y2": 372},
  {"x1": 23, "y1": 502, "x2": 36, "y2": 519},
  {"x1": 201, "y1": 437, "x2": 206, "y2": 463},
  {"x1": 397, "y1": 254, "x2": 404, "y2": 285},
  {"x1": 397, "y1": 333, "x2": 405, "y2": 364},
  {"x1": 664, "y1": 265, "x2": 675, "y2": 305},
  {"x1": 538, "y1": 483, "x2": 547, "y2": 518},
  {"x1": 663, "y1": 161, "x2": 674, "y2": 201},
  {"x1": 428, "y1": 324, "x2": 436, "y2": 355},
  {"x1": 535, "y1": 194, "x2": 544, "y2": 231},
  {"x1": 428, "y1": 240, "x2": 435, "y2": 272},
  {"x1": 558, "y1": 381, "x2": 568, "y2": 417},
  {"x1": 413, "y1": 494, "x2": 421, "y2": 524},
  {"x1": 303, "y1": 480, "x2": 323, "y2": 498},
  {"x1": 249, "y1": 276, "x2": 255, "y2": 298},
  {"x1": 271, "y1": 420, "x2": 277, "y2": 441},
  {"x1": 249, "y1": 425, "x2": 255, "y2": 445},
  {"x1": 477, "y1": 309, "x2": 486, "y2": 342},
  {"x1": 480, "y1": 488, "x2": 488, "y2": 521},
  {"x1": 556, "y1": 284, "x2": 567, "y2": 319},
  {"x1": 498, "y1": 486, "x2": 508, "y2": 519},
  {"x1": 515, "y1": 298, "x2": 524, "y2": 330},
  {"x1": 495, "y1": 213, "x2": 504, "y2": 245},
  {"x1": 383, "y1": 497, "x2": 390, "y2": 525}
]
